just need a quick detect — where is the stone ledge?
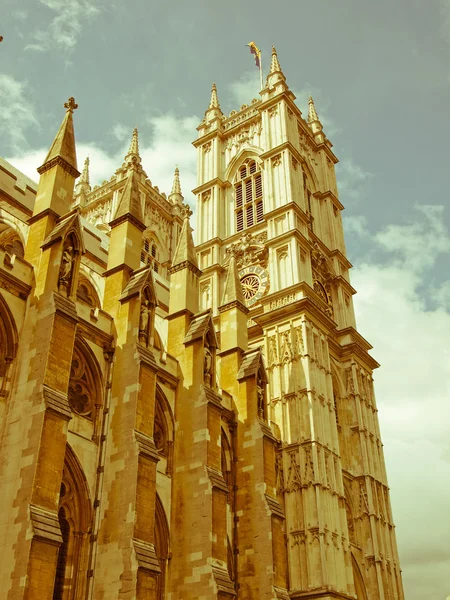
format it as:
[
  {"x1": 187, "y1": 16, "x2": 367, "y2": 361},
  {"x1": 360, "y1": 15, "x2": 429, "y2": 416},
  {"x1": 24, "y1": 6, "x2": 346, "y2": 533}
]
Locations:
[
  {"x1": 43, "y1": 385, "x2": 72, "y2": 421},
  {"x1": 133, "y1": 538, "x2": 161, "y2": 573},
  {"x1": 30, "y1": 504, "x2": 62, "y2": 546}
]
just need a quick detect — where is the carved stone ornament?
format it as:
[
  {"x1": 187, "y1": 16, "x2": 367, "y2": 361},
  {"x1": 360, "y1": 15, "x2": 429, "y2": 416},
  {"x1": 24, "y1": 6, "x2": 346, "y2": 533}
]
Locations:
[
  {"x1": 58, "y1": 241, "x2": 76, "y2": 292},
  {"x1": 224, "y1": 231, "x2": 268, "y2": 270},
  {"x1": 285, "y1": 450, "x2": 302, "y2": 493},
  {"x1": 256, "y1": 371, "x2": 266, "y2": 419},
  {"x1": 68, "y1": 347, "x2": 95, "y2": 418},
  {"x1": 203, "y1": 344, "x2": 213, "y2": 386}
]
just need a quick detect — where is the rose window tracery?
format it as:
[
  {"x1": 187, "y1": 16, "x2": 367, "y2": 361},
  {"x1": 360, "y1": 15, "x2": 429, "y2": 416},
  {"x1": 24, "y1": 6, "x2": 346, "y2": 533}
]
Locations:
[
  {"x1": 68, "y1": 346, "x2": 97, "y2": 418},
  {"x1": 240, "y1": 274, "x2": 261, "y2": 301}
]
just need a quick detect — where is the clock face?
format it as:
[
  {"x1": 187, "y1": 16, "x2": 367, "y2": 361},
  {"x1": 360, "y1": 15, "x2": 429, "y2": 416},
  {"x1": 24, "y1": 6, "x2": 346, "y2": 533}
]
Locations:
[{"x1": 239, "y1": 265, "x2": 269, "y2": 307}]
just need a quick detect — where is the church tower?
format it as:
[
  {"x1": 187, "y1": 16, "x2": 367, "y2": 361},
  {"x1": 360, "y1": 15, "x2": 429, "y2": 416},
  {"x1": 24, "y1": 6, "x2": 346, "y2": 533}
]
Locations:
[{"x1": 193, "y1": 47, "x2": 404, "y2": 599}]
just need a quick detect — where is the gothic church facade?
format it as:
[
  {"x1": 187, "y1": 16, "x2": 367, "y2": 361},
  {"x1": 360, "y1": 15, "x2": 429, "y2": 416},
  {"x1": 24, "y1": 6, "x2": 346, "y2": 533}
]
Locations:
[{"x1": 0, "y1": 48, "x2": 404, "y2": 599}]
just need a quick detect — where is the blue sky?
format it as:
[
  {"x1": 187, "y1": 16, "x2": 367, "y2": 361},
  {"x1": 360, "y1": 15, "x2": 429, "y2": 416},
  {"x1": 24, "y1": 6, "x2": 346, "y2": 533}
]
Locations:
[{"x1": 1, "y1": 1, "x2": 450, "y2": 597}]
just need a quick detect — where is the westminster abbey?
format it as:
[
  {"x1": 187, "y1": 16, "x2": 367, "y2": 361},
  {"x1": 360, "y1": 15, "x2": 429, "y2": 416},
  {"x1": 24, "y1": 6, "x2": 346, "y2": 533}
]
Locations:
[{"x1": 0, "y1": 48, "x2": 404, "y2": 599}]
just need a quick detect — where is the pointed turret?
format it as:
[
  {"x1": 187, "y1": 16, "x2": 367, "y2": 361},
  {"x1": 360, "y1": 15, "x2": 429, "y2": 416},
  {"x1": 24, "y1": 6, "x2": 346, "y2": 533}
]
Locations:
[
  {"x1": 169, "y1": 166, "x2": 183, "y2": 205},
  {"x1": 171, "y1": 205, "x2": 198, "y2": 269},
  {"x1": 73, "y1": 156, "x2": 91, "y2": 207},
  {"x1": 269, "y1": 45, "x2": 282, "y2": 74},
  {"x1": 169, "y1": 204, "x2": 200, "y2": 316},
  {"x1": 123, "y1": 127, "x2": 142, "y2": 167},
  {"x1": 221, "y1": 253, "x2": 246, "y2": 309},
  {"x1": 204, "y1": 82, "x2": 223, "y2": 124},
  {"x1": 38, "y1": 97, "x2": 79, "y2": 178},
  {"x1": 112, "y1": 168, "x2": 144, "y2": 225},
  {"x1": 219, "y1": 252, "x2": 248, "y2": 354},
  {"x1": 265, "y1": 45, "x2": 287, "y2": 91},
  {"x1": 307, "y1": 95, "x2": 325, "y2": 144},
  {"x1": 209, "y1": 82, "x2": 220, "y2": 110}
]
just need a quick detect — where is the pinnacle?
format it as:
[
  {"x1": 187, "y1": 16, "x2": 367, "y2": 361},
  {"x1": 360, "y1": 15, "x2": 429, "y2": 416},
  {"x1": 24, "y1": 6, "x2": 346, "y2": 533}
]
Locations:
[
  {"x1": 38, "y1": 98, "x2": 79, "y2": 176},
  {"x1": 171, "y1": 166, "x2": 182, "y2": 196},
  {"x1": 172, "y1": 205, "x2": 198, "y2": 269},
  {"x1": 308, "y1": 95, "x2": 319, "y2": 123},
  {"x1": 209, "y1": 82, "x2": 221, "y2": 110},
  {"x1": 80, "y1": 156, "x2": 90, "y2": 185},
  {"x1": 113, "y1": 169, "x2": 144, "y2": 224},
  {"x1": 125, "y1": 127, "x2": 141, "y2": 162},
  {"x1": 269, "y1": 45, "x2": 282, "y2": 74},
  {"x1": 221, "y1": 253, "x2": 246, "y2": 308}
]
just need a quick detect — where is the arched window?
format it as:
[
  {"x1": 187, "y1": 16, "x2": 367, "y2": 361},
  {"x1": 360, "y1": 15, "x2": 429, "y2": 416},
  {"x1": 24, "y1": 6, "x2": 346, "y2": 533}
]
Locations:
[
  {"x1": 154, "y1": 385, "x2": 174, "y2": 476},
  {"x1": 67, "y1": 340, "x2": 102, "y2": 438},
  {"x1": 302, "y1": 166, "x2": 314, "y2": 232},
  {"x1": 0, "y1": 222, "x2": 24, "y2": 259},
  {"x1": 221, "y1": 429, "x2": 235, "y2": 582},
  {"x1": 155, "y1": 495, "x2": 170, "y2": 599},
  {"x1": 141, "y1": 235, "x2": 161, "y2": 274},
  {"x1": 234, "y1": 159, "x2": 263, "y2": 232},
  {"x1": 76, "y1": 276, "x2": 101, "y2": 308},
  {"x1": 53, "y1": 446, "x2": 92, "y2": 600}
]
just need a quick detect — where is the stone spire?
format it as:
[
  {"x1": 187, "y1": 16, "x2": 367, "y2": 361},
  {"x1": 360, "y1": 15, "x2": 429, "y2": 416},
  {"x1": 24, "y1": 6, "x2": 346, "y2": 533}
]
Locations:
[
  {"x1": 205, "y1": 82, "x2": 223, "y2": 123},
  {"x1": 209, "y1": 82, "x2": 220, "y2": 110},
  {"x1": 265, "y1": 45, "x2": 287, "y2": 91},
  {"x1": 124, "y1": 127, "x2": 141, "y2": 165},
  {"x1": 38, "y1": 97, "x2": 80, "y2": 177},
  {"x1": 169, "y1": 166, "x2": 183, "y2": 205},
  {"x1": 307, "y1": 95, "x2": 325, "y2": 144},
  {"x1": 269, "y1": 45, "x2": 282, "y2": 74},
  {"x1": 221, "y1": 253, "x2": 246, "y2": 309},
  {"x1": 73, "y1": 156, "x2": 91, "y2": 207},
  {"x1": 172, "y1": 205, "x2": 198, "y2": 269},
  {"x1": 308, "y1": 96, "x2": 319, "y2": 123},
  {"x1": 112, "y1": 168, "x2": 144, "y2": 225}
]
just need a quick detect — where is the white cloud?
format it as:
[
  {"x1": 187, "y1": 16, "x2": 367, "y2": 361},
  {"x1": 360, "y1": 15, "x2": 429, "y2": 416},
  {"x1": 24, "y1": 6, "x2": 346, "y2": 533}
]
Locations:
[
  {"x1": 342, "y1": 214, "x2": 369, "y2": 237},
  {"x1": 25, "y1": 0, "x2": 101, "y2": 52},
  {"x1": 336, "y1": 158, "x2": 373, "y2": 205},
  {"x1": 349, "y1": 204, "x2": 450, "y2": 600},
  {"x1": 0, "y1": 75, "x2": 39, "y2": 154},
  {"x1": 227, "y1": 70, "x2": 261, "y2": 111}
]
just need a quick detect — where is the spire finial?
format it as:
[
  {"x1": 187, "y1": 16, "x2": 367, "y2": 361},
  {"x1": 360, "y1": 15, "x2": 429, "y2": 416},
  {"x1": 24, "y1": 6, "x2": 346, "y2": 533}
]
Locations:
[
  {"x1": 124, "y1": 126, "x2": 142, "y2": 167},
  {"x1": 81, "y1": 156, "x2": 90, "y2": 185},
  {"x1": 64, "y1": 97, "x2": 78, "y2": 113},
  {"x1": 270, "y1": 45, "x2": 281, "y2": 73},
  {"x1": 129, "y1": 127, "x2": 139, "y2": 156},
  {"x1": 209, "y1": 82, "x2": 220, "y2": 109},
  {"x1": 308, "y1": 95, "x2": 319, "y2": 123},
  {"x1": 171, "y1": 166, "x2": 182, "y2": 196}
]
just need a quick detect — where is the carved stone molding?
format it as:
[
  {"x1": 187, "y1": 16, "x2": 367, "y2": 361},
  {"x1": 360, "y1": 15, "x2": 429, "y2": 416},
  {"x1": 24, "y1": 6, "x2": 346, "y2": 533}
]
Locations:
[{"x1": 43, "y1": 385, "x2": 72, "y2": 421}]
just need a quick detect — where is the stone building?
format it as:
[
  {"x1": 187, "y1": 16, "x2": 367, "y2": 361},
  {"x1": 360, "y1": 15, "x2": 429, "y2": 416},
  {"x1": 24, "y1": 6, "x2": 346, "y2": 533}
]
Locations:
[{"x1": 0, "y1": 48, "x2": 404, "y2": 599}]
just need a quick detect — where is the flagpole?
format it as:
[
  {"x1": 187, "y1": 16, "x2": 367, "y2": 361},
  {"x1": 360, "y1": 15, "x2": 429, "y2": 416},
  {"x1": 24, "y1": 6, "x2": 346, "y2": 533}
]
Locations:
[{"x1": 259, "y1": 51, "x2": 263, "y2": 91}]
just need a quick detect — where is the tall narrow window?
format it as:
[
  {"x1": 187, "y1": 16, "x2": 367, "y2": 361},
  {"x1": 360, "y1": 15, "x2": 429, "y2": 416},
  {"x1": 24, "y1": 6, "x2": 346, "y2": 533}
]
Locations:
[
  {"x1": 235, "y1": 159, "x2": 264, "y2": 232},
  {"x1": 141, "y1": 236, "x2": 161, "y2": 274}
]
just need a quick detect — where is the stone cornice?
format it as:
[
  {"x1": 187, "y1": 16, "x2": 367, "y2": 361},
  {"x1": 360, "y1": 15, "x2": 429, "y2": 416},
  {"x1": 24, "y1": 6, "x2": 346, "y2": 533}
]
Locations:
[
  {"x1": 257, "y1": 285, "x2": 336, "y2": 333},
  {"x1": 168, "y1": 260, "x2": 202, "y2": 277},
  {"x1": 263, "y1": 200, "x2": 310, "y2": 228},
  {"x1": 192, "y1": 129, "x2": 224, "y2": 147},
  {"x1": 108, "y1": 211, "x2": 146, "y2": 232},
  {"x1": 191, "y1": 177, "x2": 228, "y2": 195},
  {"x1": 28, "y1": 207, "x2": 60, "y2": 225},
  {"x1": 218, "y1": 299, "x2": 249, "y2": 315},
  {"x1": 53, "y1": 292, "x2": 79, "y2": 324},
  {"x1": 77, "y1": 317, "x2": 113, "y2": 349},
  {"x1": 37, "y1": 155, "x2": 80, "y2": 179},
  {"x1": 315, "y1": 190, "x2": 345, "y2": 211},
  {"x1": 0, "y1": 264, "x2": 32, "y2": 300},
  {"x1": 103, "y1": 263, "x2": 134, "y2": 279}
]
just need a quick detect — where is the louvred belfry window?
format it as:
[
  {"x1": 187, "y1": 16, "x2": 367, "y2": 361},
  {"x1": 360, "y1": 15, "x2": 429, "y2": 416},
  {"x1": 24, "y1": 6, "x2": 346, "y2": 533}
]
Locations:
[{"x1": 235, "y1": 159, "x2": 264, "y2": 232}]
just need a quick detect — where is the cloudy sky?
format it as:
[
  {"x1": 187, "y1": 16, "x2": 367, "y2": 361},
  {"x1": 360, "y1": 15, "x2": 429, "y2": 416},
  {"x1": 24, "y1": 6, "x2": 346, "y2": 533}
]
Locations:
[{"x1": 1, "y1": 0, "x2": 450, "y2": 597}]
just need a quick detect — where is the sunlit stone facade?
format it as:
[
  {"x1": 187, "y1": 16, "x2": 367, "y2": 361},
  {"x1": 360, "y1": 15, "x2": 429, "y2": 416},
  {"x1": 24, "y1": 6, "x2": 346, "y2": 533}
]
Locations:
[{"x1": 0, "y1": 49, "x2": 403, "y2": 599}]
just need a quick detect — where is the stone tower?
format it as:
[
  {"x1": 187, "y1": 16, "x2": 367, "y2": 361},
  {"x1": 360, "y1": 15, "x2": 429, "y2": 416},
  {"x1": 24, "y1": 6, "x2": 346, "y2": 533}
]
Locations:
[
  {"x1": 0, "y1": 48, "x2": 404, "y2": 600},
  {"x1": 193, "y1": 47, "x2": 404, "y2": 599}
]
